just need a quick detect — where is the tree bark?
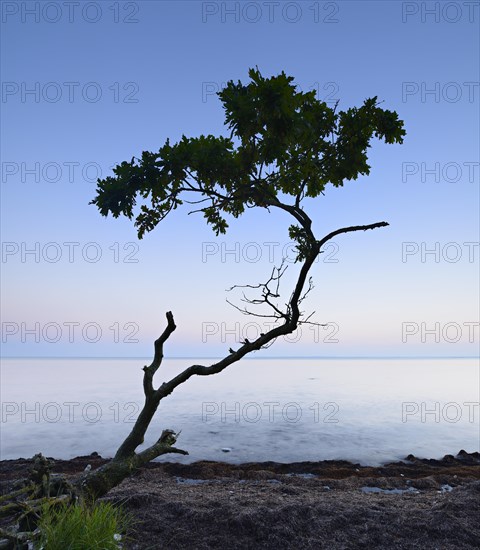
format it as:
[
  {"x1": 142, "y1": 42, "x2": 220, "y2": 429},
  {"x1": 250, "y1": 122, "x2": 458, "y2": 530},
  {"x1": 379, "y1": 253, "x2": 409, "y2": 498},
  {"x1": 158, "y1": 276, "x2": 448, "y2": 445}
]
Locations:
[{"x1": 78, "y1": 429, "x2": 187, "y2": 499}]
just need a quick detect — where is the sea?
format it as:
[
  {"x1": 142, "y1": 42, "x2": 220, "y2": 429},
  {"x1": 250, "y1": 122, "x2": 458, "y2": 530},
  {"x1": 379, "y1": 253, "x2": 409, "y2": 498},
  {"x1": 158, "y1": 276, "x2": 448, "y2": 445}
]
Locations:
[{"x1": 1, "y1": 357, "x2": 478, "y2": 465}]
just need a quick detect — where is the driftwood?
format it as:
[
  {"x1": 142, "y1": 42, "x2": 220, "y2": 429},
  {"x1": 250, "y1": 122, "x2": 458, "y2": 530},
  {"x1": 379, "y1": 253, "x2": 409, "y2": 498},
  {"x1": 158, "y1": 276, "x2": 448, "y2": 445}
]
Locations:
[{"x1": 0, "y1": 453, "x2": 75, "y2": 548}]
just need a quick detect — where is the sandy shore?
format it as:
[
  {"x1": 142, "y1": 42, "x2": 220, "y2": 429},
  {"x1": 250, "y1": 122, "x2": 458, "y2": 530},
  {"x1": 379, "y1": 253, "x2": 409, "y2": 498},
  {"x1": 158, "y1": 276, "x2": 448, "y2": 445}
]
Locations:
[{"x1": 1, "y1": 451, "x2": 479, "y2": 549}]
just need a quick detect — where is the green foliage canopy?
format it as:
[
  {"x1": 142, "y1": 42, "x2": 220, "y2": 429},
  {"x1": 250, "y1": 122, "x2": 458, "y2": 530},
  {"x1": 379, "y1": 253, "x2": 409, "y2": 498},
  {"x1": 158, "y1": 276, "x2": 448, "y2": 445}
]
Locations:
[{"x1": 92, "y1": 68, "x2": 405, "y2": 241}]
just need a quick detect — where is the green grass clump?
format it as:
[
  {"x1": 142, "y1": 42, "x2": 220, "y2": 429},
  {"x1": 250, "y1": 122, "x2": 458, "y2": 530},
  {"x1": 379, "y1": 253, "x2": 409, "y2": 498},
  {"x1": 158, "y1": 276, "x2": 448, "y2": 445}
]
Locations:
[{"x1": 35, "y1": 499, "x2": 134, "y2": 550}]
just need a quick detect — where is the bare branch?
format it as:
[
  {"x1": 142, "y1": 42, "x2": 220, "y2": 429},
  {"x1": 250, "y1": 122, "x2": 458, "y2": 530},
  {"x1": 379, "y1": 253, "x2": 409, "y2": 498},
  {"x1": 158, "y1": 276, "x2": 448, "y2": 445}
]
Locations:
[
  {"x1": 135, "y1": 430, "x2": 188, "y2": 463},
  {"x1": 225, "y1": 298, "x2": 286, "y2": 321},
  {"x1": 142, "y1": 311, "x2": 176, "y2": 397},
  {"x1": 183, "y1": 196, "x2": 212, "y2": 205},
  {"x1": 317, "y1": 221, "x2": 389, "y2": 249},
  {"x1": 227, "y1": 262, "x2": 291, "y2": 321}
]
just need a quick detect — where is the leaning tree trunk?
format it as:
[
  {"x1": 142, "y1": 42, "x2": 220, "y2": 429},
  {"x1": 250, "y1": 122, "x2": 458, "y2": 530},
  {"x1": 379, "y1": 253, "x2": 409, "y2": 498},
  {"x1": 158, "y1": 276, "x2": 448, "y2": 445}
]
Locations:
[
  {"x1": 77, "y1": 220, "x2": 388, "y2": 500},
  {"x1": 77, "y1": 311, "x2": 188, "y2": 499},
  {"x1": 77, "y1": 243, "x2": 321, "y2": 498},
  {"x1": 77, "y1": 428, "x2": 187, "y2": 499}
]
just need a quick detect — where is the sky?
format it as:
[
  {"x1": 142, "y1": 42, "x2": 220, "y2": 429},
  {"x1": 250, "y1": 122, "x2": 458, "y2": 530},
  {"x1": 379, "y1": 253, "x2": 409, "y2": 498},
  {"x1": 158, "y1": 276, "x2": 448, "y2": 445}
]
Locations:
[{"x1": 1, "y1": 0, "x2": 479, "y2": 358}]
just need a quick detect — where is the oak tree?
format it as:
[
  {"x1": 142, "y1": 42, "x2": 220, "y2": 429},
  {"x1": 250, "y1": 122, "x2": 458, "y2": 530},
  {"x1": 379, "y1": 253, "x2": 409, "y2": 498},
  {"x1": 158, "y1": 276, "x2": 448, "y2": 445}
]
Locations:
[
  {"x1": 0, "y1": 71, "x2": 405, "y2": 546},
  {"x1": 83, "y1": 68, "x2": 405, "y2": 497}
]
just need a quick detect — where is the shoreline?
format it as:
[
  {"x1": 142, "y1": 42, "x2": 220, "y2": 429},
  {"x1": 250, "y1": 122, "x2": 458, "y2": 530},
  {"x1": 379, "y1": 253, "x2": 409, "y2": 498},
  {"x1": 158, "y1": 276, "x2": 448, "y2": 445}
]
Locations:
[
  {"x1": 1, "y1": 451, "x2": 479, "y2": 549},
  {"x1": 1, "y1": 448, "x2": 479, "y2": 472}
]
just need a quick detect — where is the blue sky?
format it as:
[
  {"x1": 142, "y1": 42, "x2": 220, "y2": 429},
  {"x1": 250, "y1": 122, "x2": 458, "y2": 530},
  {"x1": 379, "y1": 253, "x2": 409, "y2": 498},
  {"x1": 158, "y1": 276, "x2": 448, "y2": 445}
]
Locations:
[{"x1": 1, "y1": 0, "x2": 479, "y2": 357}]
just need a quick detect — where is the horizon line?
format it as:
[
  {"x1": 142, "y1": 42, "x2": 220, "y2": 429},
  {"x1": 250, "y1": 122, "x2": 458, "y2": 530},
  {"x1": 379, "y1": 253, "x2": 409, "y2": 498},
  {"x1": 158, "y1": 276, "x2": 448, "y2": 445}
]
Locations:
[{"x1": 1, "y1": 355, "x2": 479, "y2": 360}]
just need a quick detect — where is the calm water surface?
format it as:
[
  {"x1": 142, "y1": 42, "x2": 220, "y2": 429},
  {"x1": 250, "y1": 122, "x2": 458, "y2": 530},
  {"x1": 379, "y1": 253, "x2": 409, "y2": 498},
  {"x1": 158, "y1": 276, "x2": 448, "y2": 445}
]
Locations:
[{"x1": 1, "y1": 358, "x2": 478, "y2": 465}]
